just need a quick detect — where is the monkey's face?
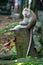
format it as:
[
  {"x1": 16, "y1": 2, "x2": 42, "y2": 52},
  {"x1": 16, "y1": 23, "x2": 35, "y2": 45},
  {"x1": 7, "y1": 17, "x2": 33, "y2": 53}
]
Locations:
[{"x1": 22, "y1": 8, "x2": 30, "y2": 17}]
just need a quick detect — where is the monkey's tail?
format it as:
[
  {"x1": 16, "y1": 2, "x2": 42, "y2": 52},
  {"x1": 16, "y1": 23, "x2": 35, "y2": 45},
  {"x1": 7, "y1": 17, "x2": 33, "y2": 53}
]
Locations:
[{"x1": 26, "y1": 28, "x2": 33, "y2": 56}]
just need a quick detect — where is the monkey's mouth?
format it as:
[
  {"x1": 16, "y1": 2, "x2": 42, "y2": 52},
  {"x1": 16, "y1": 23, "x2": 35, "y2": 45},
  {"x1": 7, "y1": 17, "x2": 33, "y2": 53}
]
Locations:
[{"x1": 25, "y1": 14, "x2": 30, "y2": 18}]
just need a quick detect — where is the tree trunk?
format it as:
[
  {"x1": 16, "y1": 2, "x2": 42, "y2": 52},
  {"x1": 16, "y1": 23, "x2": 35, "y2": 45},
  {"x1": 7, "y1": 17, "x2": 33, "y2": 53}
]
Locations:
[{"x1": 31, "y1": 0, "x2": 38, "y2": 18}]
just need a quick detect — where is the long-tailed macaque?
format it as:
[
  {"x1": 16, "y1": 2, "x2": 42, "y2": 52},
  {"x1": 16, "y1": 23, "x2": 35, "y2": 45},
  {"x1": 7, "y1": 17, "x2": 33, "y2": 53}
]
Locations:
[
  {"x1": 10, "y1": 8, "x2": 36, "y2": 30},
  {"x1": 10, "y1": 8, "x2": 36, "y2": 57},
  {"x1": 19, "y1": 7, "x2": 36, "y2": 29}
]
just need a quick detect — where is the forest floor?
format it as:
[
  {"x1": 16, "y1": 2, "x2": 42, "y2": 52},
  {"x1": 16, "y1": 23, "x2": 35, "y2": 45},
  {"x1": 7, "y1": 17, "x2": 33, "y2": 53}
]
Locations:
[{"x1": 0, "y1": 15, "x2": 21, "y2": 54}]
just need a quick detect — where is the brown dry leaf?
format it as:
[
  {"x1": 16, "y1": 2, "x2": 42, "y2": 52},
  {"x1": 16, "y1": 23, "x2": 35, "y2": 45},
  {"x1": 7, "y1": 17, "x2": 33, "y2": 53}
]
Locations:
[
  {"x1": 3, "y1": 42, "x2": 9, "y2": 47},
  {"x1": 10, "y1": 39, "x2": 15, "y2": 47},
  {"x1": 4, "y1": 32, "x2": 11, "y2": 36}
]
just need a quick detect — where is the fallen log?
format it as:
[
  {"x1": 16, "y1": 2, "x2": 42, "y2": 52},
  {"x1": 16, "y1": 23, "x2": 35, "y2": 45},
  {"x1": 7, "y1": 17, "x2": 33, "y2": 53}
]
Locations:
[{"x1": 0, "y1": 54, "x2": 16, "y2": 60}]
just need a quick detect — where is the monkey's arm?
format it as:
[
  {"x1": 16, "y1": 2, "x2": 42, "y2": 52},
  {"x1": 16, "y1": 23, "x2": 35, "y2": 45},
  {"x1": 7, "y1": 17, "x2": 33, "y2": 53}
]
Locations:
[{"x1": 27, "y1": 10, "x2": 36, "y2": 29}]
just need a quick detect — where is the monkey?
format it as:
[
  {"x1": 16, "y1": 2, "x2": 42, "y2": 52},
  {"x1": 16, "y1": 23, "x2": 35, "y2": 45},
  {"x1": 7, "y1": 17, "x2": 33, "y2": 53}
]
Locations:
[
  {"x1": 10, "y1": 8, "x2": 36, "y2": 57},
  {"x1": 19, "y1": 7, "x2": 36, "y2": 29},
  {"x1": 10, "y1": 8, "x2": 36, "y2": 31}
]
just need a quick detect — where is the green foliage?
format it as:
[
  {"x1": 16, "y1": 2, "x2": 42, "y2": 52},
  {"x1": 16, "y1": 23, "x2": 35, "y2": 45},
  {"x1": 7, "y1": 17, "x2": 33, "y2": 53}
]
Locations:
[
  {"x1": 10, "y1": 46, "x2": 17, "y2": 54},
  {"x1": 5, "y1": 22, "x2": 19, "y2": 28},
  {"x1": 0, "y1": 22, "x2": 19, "y2": 35},
  {"x1": 36, "y1": 21, "x2": 41, "y2": 27},
  {"x1": 0, "y1": 28, "x2": 8, "y2": 34},
  {"x1": 0, "y1": 60, "x2": 43, "y2": 65},
  {"x1": 26, "y1": 56, "x2": 32, "y2": 60}
]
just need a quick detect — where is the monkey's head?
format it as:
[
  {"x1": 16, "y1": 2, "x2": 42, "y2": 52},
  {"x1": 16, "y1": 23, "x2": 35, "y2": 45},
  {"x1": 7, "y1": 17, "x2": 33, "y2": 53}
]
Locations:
[{"x1": 22, "y1": 8, "x2": 30, "y2": 17}]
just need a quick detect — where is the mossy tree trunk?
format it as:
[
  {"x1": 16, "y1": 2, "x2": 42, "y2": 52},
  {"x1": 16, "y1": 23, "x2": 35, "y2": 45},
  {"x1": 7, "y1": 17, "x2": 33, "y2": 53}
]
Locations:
[{"x1": 15, "y1": 29, "x2": 30, "y2": 58}]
